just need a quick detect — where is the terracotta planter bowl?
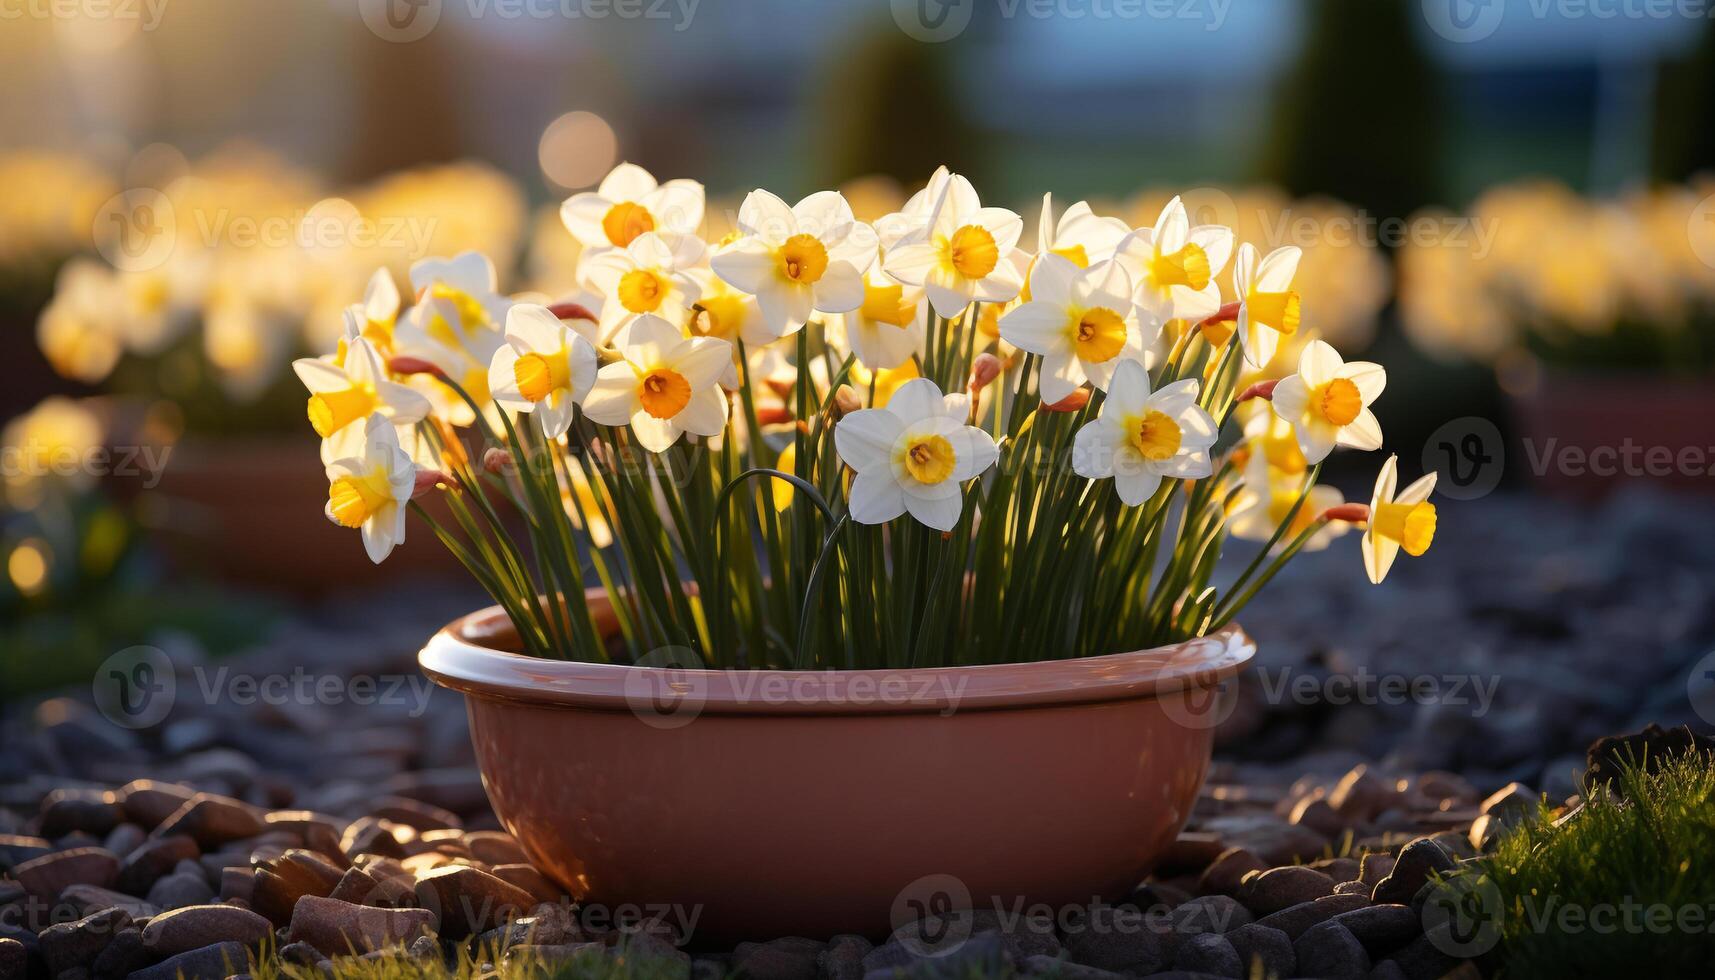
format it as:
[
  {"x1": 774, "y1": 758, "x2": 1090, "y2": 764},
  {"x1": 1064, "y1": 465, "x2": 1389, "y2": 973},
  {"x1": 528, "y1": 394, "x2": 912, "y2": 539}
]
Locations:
[{"x1": 420, "y1": 591, "x2": 1255, "y2": 944}]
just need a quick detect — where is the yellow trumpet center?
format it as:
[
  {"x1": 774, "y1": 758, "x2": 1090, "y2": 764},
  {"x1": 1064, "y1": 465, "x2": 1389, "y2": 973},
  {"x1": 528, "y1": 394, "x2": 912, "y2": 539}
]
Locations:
[
  {"x1": 1129, "y1": 410, "x2": 1182, "y2": 462},
  {"x1": 779, "y1": 234, "x2": 830, "y2": 284},
  {"x1": 602, "y1": 201, "x2": 655, "y2": 248},
  {"x1": 1070, "y1": 307, "x2": 1128, "y2": 363},
  {"x1": 1150, "y1": 241, "x2": 1211, "y2": 291},
  {"x1": 860, "y1": 281, "x2": 914, "y2": 327},
  {"x1": 514, "y1": 349, "x2": 571, "y2": 403},
  {"x1": 328, "y1": 470, "x2": 392, "y2": 529},
  {"x1": 1267, "y1": 489, "x2": 1319, "y2": 538},
  {"x1": 428, "y1": 283, "x2": 489, "y2": 331},
  {"x1": 1246, "y1": 288, "x2": 1301, "y2": 336},
  {"x1": 618, "y1": 270, "x2": 668, "y2": 314},
  {"x1": 307, "y1": 385, "x2": 378, "y2": 439},
  {"x1": 947, "y1": 224, "x2": 999, "y2": 280},
  {"x1": 695, "y1": 294, "x2": 749, "y2": 340},
  {"x1": 1050, "y1": 243, "x2": 1090, "y2": 268},
  {"x1": 639, "y1": 367, "x2": 691, "y2": 419},
  {"x1": 1311, "y1": 377, "x2": 1363, "y2": 427},
  {"x1": 903, "y1": 433, "x2": 957, "y2": 485},
  {"x1": 1374, "y1": 500, "x2": 1437, "y2": 556},
  {"x1": 1260, "y1": 429, "x2": 1307, "y2": 475}
]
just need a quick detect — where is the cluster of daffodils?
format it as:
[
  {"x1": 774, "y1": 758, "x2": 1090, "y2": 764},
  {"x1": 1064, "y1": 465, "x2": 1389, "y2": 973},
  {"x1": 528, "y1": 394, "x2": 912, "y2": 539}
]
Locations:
[
  {"x1": 300, "y1": 163, "x2": 1440, "y2": 668},
  {"x1": 33, "y1": 145, "x2": 525, "y2": 415},
  {"x1": 1399, "y1": 178, "x2": 1715, "y2": 371}
]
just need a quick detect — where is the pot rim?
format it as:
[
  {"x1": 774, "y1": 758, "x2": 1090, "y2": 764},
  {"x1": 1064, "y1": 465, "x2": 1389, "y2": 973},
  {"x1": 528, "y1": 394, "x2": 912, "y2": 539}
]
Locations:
[{"x1": 420, "y1": 589, "x2": 1255, "y2": 717}]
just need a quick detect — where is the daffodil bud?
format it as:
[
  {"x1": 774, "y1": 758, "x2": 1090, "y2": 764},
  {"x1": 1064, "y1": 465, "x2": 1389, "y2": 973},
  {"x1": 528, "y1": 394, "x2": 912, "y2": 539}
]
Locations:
[
  {"x1": 412, "y1": 469, "x2": 452, "y2": 498},
  {"x1": 1040, "y1": 388, "x2": 1091, "y2": 413},
  {"x1": 596, "y1": 347, "x2": 627, "y2": 367},
  {"x1": 1236, "y1": 379, "x2": 1279, "y2": 403},
  {"x1": 548, "y1": 301, "x2": 597, "y2": 323},
  {"x1": 388, "y1": 355, "x2": 446, "y2": 379},
  {"x1": 756, "y1": 406, "x2": 793, "y2": 426},
  {"x1": 482, "y1": 448, "x2": 515, "y2": 474},
  {"x1": 833, "y1": 385, "x2": 861, "y2": 419},
  {"x1": 1321, "y1": 503, "x2": 1370, "y2": 524},
  {"x1": 968, "y1": 353, "x2": 1002, "y2": 394}
]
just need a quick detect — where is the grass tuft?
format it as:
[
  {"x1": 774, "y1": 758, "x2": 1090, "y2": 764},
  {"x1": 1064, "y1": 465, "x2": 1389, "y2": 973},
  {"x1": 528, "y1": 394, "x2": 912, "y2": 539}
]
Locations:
[{"x1": 1455, "y1": 747, "x2": 1715, "y2": 978}]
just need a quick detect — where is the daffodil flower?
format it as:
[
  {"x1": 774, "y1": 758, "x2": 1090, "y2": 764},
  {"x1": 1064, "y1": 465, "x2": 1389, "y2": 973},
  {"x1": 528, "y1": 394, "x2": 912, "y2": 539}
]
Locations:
[
  {"x1": 393, "y1": 293, "x2": 506, "y2": 427},
  {"x1": 883, "y1": 175, "x2": 1025, "y2": 319},
  {"x1": 710, "y1": 190, "x2": 876, "y2": 339},
  {"x1": 1363, "y1": 455, "x2": 1437, "y2": 584},
  {"x1": 1233, "y1": 243, "x2": 1303, "y2": 369},
  {"x1": 324, "y1": 413, "x2": 418, "y2": 564},
  {"x1": 1269, "y1": 339, "x2": 1384, "y2": 463},
  {"x1": 581, "y1": 313, "x2": 731, "y2": 452},
  {"x1": 874, "y1": 165, "x2": 952, "y2": 249},
  {"x1": 1228, "y1": 459, "x2": 1349, "y2": 553},
  {"x1": 581, "y1": 231, "x2": 705, "y2": 341},
  {"x1": 823, "y1": 267, "x2": 926, "y2": 371},
  {"x1": 293, "y1": 336, "x2": 431, "y2": 464},
  {"x1": 488, "y1": 304, "x2": 599, "y2": 439},
  {"x1": 1036, "y1": 193, "x2": 1130, "y2": 273},
  {"x1": 833, "y1": 377, "x2": 998, "y2": 530},
  {"x1": 351, "y1": 268, "x2": 401, "y2": 354},
  {"x1": 1115, "y1": 195, "x2": 1234, "y2": 324},
  {"x1": 409, "y1": 252, "x2": 513, "y2": 335},
  {"x1": 1070, "y1": 360, "x2": 1217, "y2": 506},
  {"x1": 998, "y1": 255, "x2": 1155, "y2": 404},
  {"x1": 560, "y1": 162, "x2": 705, "y2": 251}
]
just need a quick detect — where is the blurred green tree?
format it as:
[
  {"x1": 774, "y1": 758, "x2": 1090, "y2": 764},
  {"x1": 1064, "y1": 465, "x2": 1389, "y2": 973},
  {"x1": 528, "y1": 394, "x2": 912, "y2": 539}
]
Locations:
[{"x1": 1257, "y1": 0, "x2": 1447, "y2": 224}]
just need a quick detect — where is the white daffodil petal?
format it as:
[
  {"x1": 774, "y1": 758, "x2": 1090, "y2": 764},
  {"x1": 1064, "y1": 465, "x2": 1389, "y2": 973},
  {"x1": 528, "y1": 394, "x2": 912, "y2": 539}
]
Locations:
[
  {"x1": 848, "y1": 470, "x2": 908, "y2": 525},
  {"x1": 1113, "y1": 467, "x2": 1164, "y2": 508},
  {"x1": 814, "y1": 262, "x2": 865, "y2": 314},
  {"x1": 835, "y1": 408, "x2": 906, "y2": 473},
  {"x1": 581, "y1": 363, "x2": 642, "y2": 424},
  {"x1": 904, "y1": 488, "x2": 964, "y2": 532},
  {"x1": 1337, "y1": 408, "x2": 1384, "y2": 451}
]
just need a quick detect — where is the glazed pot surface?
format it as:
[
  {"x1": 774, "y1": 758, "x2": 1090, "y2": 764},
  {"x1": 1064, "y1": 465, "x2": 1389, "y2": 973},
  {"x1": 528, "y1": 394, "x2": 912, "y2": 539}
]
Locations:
[{"x1": 421, "y1": 596, "x2": 1254, "y2": 944}]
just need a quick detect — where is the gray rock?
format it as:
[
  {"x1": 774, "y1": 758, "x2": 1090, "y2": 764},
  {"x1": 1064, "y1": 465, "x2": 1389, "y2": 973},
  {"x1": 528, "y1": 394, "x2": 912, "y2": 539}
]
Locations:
[
  {"x1": 0, "y1": 835, "x2": 52, "y2": 872},
  {"x1": 1372, "y1": 838, "x2": 1455, "y2": 905},
  {"x1": 102, "y1": 826, "x2": 146, "y2": 861},
  {"x1": 1255, "y1": 894, "x2": 1372, "y2": 940},
  {"x1": 732, "y1": 937, "x2": 823, "y2": 980},
  {"x1": 122, "y1": 940, "x2": 248, "y2": 980},
  {"x1": 39, "y1": 908, "x2": 132, "y2": 975},
  {"x1": 90, "y1": 928, "x2": 147, "y2": 980},
  {"x1": 1293, "y1": 921, "x2": 1369, "y2": 979},
  {"x1": 286, "y1": 895, "x2": 436, "y2": 956},
  {"x1": 1358, "y1": 853, "x2": 1395, "y2": 886},
  {"x1": 1171, "y1": 933, "x2": 1241, "y2": 977},
  {"x1": 40, "y1": 792, "x2": 125, "y2": 840},
  {"x1": 151, "y1": 797, "x2": 264, "y2": 850},
  {"x1": 1167, "y1": 896, "x2": 1251, "y2": 938},
  {"x1": 1224, "y1": 923, "x2": 1294, "y2": 979},
  {"x1": 1200, "y1": 815, "x2": 1328, "y2": 866},
  {"x1": 1060, "y1": 907, "x2": 1166, "y2": 975},
  {"x1": 412, "y1": 865, "x2": 535, "y2": 939},
  {"x1": 818, "y1": 934, "x2": 873, "y2": 980},
  {"x1": 140, "y1": 905, "x2": 271, "y2": 957},
  {"x1": 1332, "y1": 905, "x2": 1419, "y2": 956},
  {"x1": 13, "y1": 848, "x2": 120, "y2": 898},
  {"x1": 1236, "y1": 866, "x2": 1336, "y2": 915},
  {"x1": 116, "y1": 837, "x2": 200, "y2": 896},
  {"x1": 1196, "y1": 848, "x2": 1266, "y2": 897},
  {"x1": 115, "y1": 784, "x2": 197, "y2": 833},
  {"x1": 1019, "y1": 955, "x2": 1125, "y2": 979},
  {"x1": 1383, "y1": 934, "x2": 1460, "y2": 980},
  {"x1": 144, "y1": 872, "x2": 214, "y2": 912},
  {"x1": 58, "y1": 885, "x2": 160, "y2": 921},
  {"x1": 0, "y1": 938, "x2": 24, "y2": 980}
]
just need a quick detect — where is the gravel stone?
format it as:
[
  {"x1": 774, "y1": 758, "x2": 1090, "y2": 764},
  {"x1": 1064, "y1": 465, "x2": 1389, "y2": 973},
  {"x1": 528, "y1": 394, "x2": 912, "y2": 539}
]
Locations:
[
  {"x1": 152, "y1": 796, "x2": 265, "y2": 850},
  {"x1": 39, "y1": 908, "x2": 132, "y2": 975},
  {"x1": 140, "y1": 905, "x2": 272, "y2": 957},
  {"x1": 412, "y1": 865, "x2": 535, "y2": 939},
  {"x1": 123, "y1": 940, "x2": 249, "y2": 980},
  {"x1": 1293, "y1": 920, "x2": 1370, "y2": 979},
  {"x1": 1171, "y1": 933, "x2": 1242, "y2": 977},
  {"x1": 90, "y1": 927, "x2": 148, "y2": 980},
  {"x1": 818, "y1": 934, "x2": 873, "y2": 980},
  {"x1": 1332, "y1": 904, "x2": 1420, "y2": 955},
  {"x1": 1236, "y1": 866, "x2": 1336, "y2": 915},
  {"x1": 13, "y1": 847, "x2": 120, "y2": 898},
  {"x1": 285, "y1": 895, "x2": 436, "y2": 956},
  {"x1": 1060, "y1": 907, "x2": 1166, "y2": 975},
  {"x1": 1254, "y1": 893, "x2": 1372, "y2": 940},
  {"x1": 1196, "y1": 849, "x2": 1266, "y2": 897},
  {"x1": 144, "y1": 871, "x2": 216, "y2": 911},
  {"x1": 732, "y1": 937, "x2": 824, "y2": 980},
  {"x1": 1372, "y1": 838, "x2": 1455, "y2": 905},
  {"x1": 1223, "y1": 923, "x2": 1294, "y2": 979},
  {"x1": 115, "y1": 836, "x2": 200, "y2": 895}
]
